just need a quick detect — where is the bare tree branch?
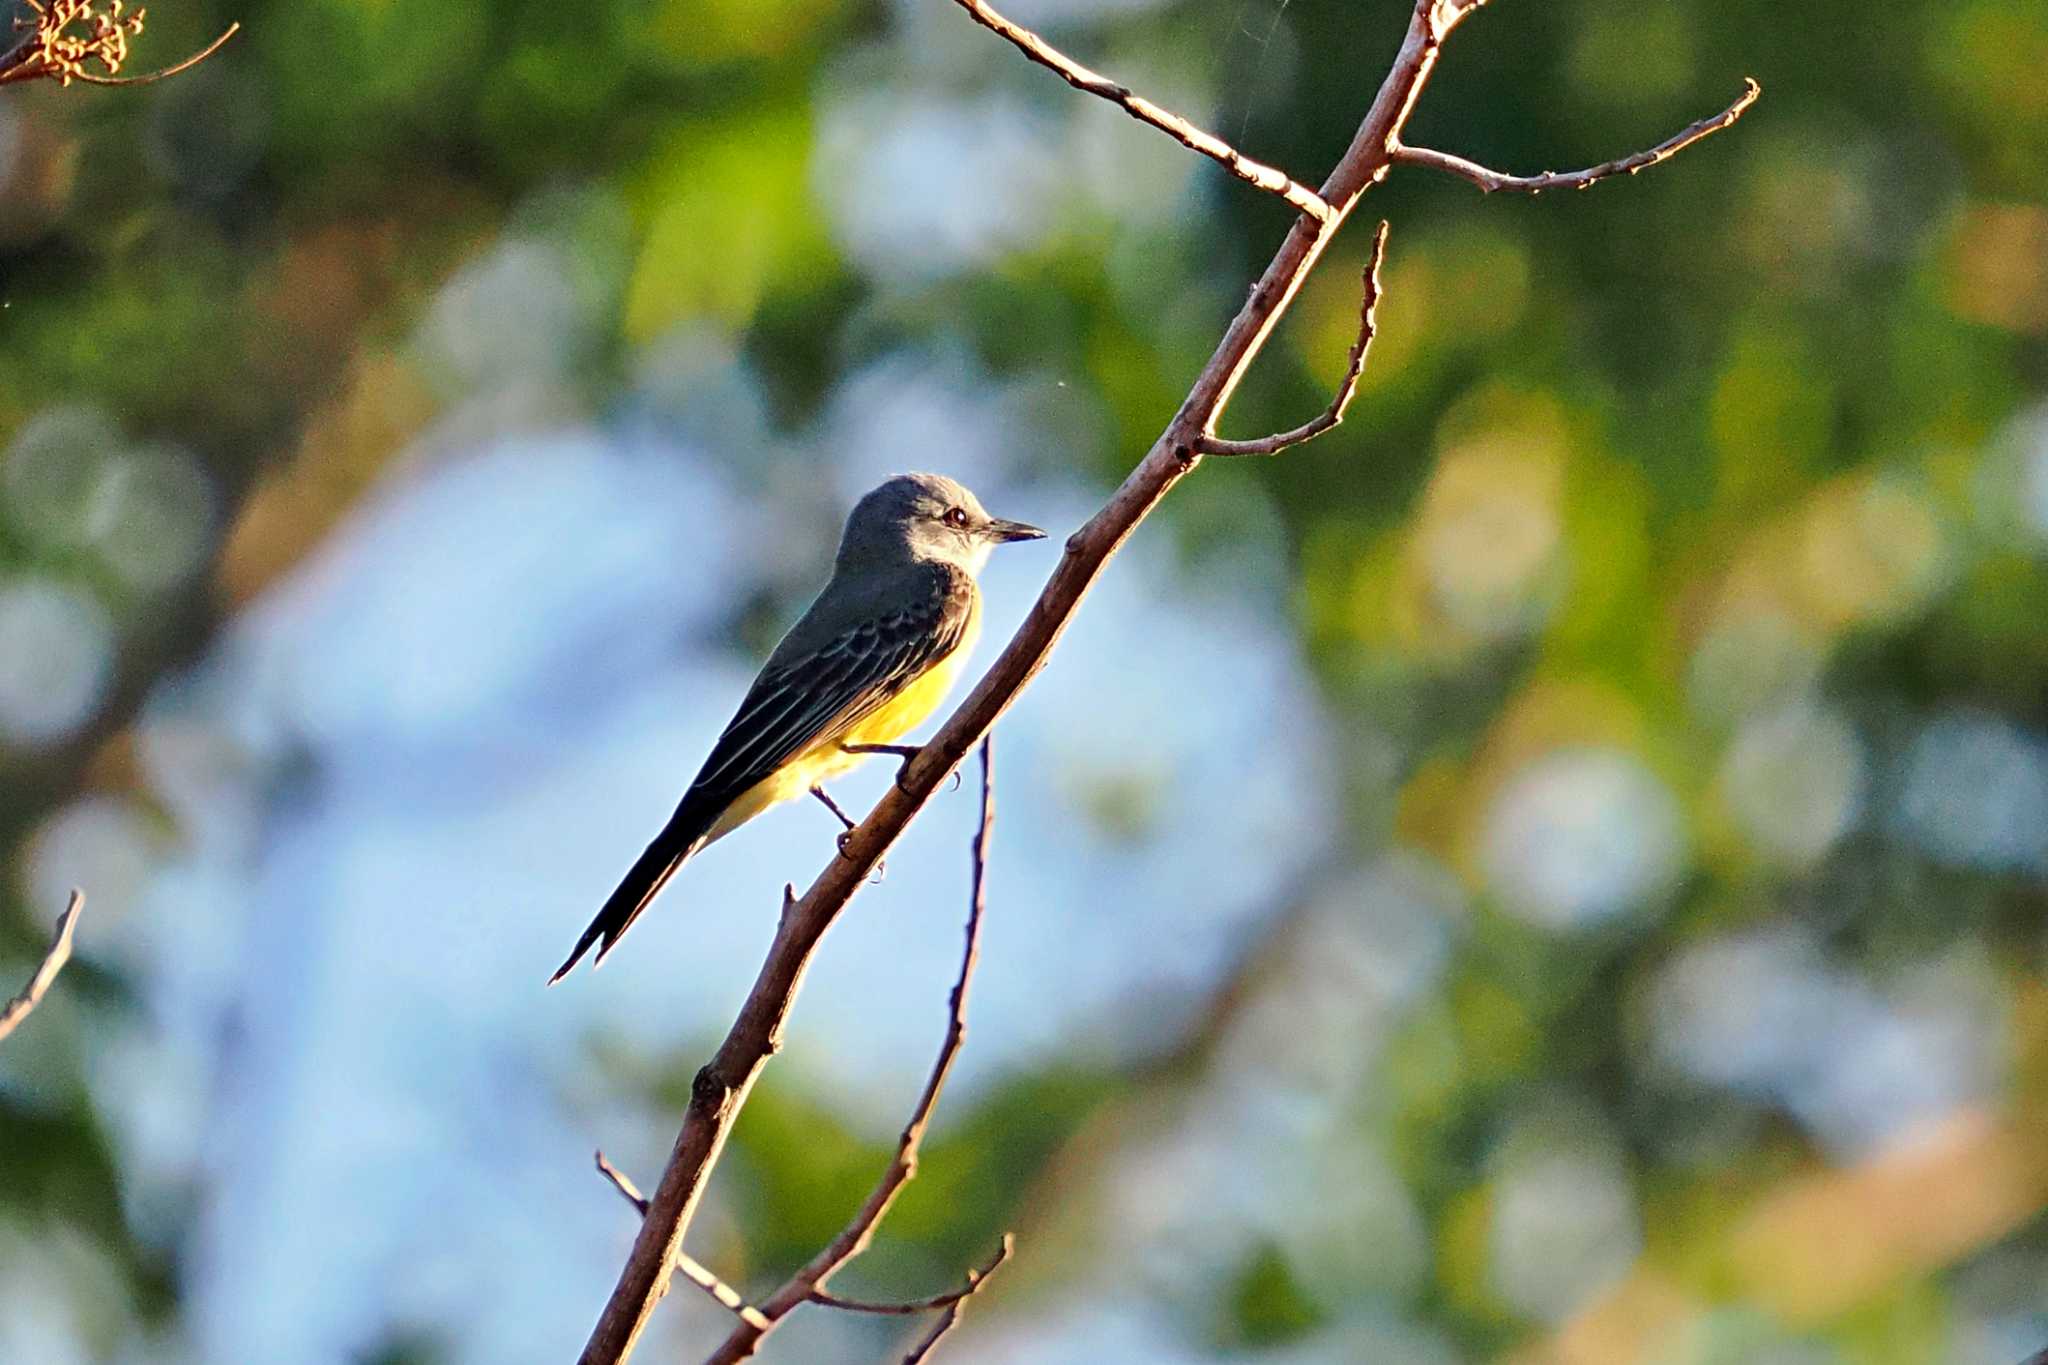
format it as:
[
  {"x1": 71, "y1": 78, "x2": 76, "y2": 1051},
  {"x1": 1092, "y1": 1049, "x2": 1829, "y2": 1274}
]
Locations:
[
  {"x1": 574, "y1": 2, "x2": 1753, "y2": 1358},
  {"x1": 0, "y1": 890, "x2": 84, "y2": 1045},
  {"x1": 946, "y1": 0, "x2": 1330, "y2": 221},
  {"x1": 1198, "y1": 219, "x2": 1390, "y2": 458},
  {"x1": 703, "y1": 738, "x2": 1005, "y2": 1364},
  {"x1": 1393, "y1": 77, "x2": 1761, "y2": 194}
]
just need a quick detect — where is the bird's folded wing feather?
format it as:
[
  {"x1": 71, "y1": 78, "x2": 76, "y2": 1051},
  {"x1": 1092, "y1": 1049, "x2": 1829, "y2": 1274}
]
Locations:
[{"x1": 680, "y1": 570, "x2": 972, "y2": 817}]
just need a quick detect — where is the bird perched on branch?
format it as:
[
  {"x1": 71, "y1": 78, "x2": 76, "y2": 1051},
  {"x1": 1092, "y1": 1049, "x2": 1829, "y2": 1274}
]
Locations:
[{"x1": 551, "y1": 472, "x2": 1045, "y2": 982}]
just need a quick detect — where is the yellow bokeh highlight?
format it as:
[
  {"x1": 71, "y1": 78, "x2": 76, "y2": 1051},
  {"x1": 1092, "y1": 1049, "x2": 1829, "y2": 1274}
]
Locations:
[
  {"x1": 1790, "y1": 472, "x2": 1949, "y2": 632},
  {"x1": 627, "y1": 0, "x2": 842, "y2": 68},
  {"x1": 624, "y1": 109, "x2": 831, "y2": 342},
  {"x1": 218, "y1": 351, "x2": 435, "y2": 604},
  {"x1": 1552, "y1": 450, "x2": 1652, "y2": 659},
  {"x1": 1381, "y1": 388, "x2": 1572, "y2": 664},
  {"x1": 1701, "y1": 469, "x2": 1949, "y2": 646},
  {"x1": 1929, "y1": 2, "x2": 2048, "y2": 184},
  {"x1": 1297, "y1": 220, "x2": 1531, "y2": 397},
  {"x1": 1724, "y1": 1108, "x2": 2048, "y2": 1324},
  {"x1": 1943, "y1": 202, "x2": 2048, "y2": 334},
  {"x1": 1709, "y1": 320, "x2": 1833, "y2": 509}
]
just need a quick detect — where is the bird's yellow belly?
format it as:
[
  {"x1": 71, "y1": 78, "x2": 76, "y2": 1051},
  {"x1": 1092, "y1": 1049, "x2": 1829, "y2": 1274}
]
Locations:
[{"x1": 703, "y1": 612, "x2": 979, "y2": 846}]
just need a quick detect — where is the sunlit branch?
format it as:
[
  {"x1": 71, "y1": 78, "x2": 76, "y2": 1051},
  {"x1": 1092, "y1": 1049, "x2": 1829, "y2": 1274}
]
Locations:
[
  {"x1": 0, "y1": 890, "x2": 84, "y2": 1045},
  {"x1": 70, "y1": 20, "x2": 239, "y2": 87},
  {"x1": 0, "y1": 3, "x2": 239, "y2": 89},
  {"x1": 702, "y1": 738, "x2": 1007, "y2": 1364},
  {"x1": 946, "y1": 0, "x2": 1331, "y2": 222},
  {"x1": 1198, "y1": 220, "x2": 1390, "y2": 458},
  {"x1": 1393, "y1": 78, "x2": 1761, "y2": 194}
]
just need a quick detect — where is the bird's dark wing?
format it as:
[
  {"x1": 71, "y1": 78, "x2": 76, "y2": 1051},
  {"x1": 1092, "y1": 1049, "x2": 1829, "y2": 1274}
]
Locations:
[
  {"x1": 550, "y1": 565, "x2": 974, "y2": 982},
  {"x1": 686, "y1": 580, "x2": 973, "y2": 809}
]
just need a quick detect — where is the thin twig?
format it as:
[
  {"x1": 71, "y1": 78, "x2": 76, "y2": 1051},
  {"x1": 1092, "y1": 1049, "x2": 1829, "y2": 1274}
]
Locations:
[
  {"x1": 593, "y1": 1152, "x2": 773, "y2": 1333},
  {"x1": 0, "y1": 890, "x2": 84, "y2": 1045},
  {"x1": 897, "y1": 1237, "x2": 1013, "y2": 1363},
  {"x1": 947, "y1": 0, "x2": 1330, "y2": 222},
  {"x1": 809, "y1": 1236, "x2": 1013, "y2": 1315},
  {"x1": 0, "y1": 32, "x2": 35, "y2": 82},
  {"x1": 702, "y1": 738, "x2": 1004, "y2": 1364},
  {"x1": 0, "y1": 3, "x2": 238, "y2": 89},
  {"x1": 1198, "y1": 220, "x2": 1390, "y2": 458},
  {"x1": 575, "y1": 3, "x2": 1752, "y2": 1356},
  {"x1": 70, "y1": 21, "x2": 240, "y2": 87},
  {"x1": 1394, "y1": 77, "x2": 1761, "y2": 194}
]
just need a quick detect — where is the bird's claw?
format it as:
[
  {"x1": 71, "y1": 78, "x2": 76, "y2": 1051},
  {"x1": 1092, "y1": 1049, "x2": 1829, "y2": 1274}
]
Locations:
[{"x1": 834, "y1": 828, "x2": 887, "y2": 881}]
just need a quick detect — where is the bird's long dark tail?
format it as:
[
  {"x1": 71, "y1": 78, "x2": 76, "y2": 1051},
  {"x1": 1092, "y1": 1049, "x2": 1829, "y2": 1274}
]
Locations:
[{"x1": 549, "y1": 819, "x2": 704, "y2": 984}]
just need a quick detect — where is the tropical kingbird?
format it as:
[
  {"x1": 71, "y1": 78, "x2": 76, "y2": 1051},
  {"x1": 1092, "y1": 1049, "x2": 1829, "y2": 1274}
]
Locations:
[{"x1": 551, "y1": 472, "x2": 1044, "y2": 981}]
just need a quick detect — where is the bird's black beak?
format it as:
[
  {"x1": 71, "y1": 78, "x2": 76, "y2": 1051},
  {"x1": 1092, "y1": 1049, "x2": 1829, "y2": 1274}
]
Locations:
[{"x1": 986, "y1": 517, "x2": 1046, "y2": 544}]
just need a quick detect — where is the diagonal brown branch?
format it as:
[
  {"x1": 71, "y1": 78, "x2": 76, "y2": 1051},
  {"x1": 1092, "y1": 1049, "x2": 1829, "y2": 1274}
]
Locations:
[
  {"x1": 1393, "y1": 77, "x2": 1760, "y2": 194},
  {"x1": 947, "y1": 0, "x2": 1330, "y2": 221},
  {"x1": 703, "y1": 738, "x2": 1005, "y2": 1364},
  {"x1": 0, "y1": 890, "x2": 84, "y2": 1045},
  {"x1": 1198, "y1": 219, "x2": 1390, "y2": 458},
  {"x1": 574, "y1": 3, "x2": 1753, "y2": 1358}
]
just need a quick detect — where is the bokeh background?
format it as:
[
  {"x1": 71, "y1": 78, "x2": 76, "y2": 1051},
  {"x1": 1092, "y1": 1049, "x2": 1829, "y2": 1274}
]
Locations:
[{"x1": 4, "y1": 0, "x2": 2047, "y2": 1360}]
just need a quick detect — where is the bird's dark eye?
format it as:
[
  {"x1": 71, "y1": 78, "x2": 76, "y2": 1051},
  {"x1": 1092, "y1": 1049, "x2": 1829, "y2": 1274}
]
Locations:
[{"x1": 943, "y1": 506, "x2": 971, "y2": 530}]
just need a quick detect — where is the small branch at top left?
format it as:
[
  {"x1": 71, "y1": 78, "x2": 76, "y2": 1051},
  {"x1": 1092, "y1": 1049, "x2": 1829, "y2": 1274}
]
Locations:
[
  {"x1": 0, "y1": 2, "x2": 240, "y2": 89},
  {"x1": 1, "y1": 890, "x2": 84, "y2": 1046}
]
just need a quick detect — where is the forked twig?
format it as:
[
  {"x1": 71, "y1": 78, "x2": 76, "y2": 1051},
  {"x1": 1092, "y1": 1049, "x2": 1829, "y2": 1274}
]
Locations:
[
  {"x1": 702, "y1": 738, "x2": 1008, "y2": 1364},
  {"x1": 1198, "y1": 220, "x2": 1390, "y2": 458},
  {"x1": 1394, "y1": 78, "x2": 1761, "y2": 194},
  {"x1": 592, "y1": 1151, "x2": 772, "y2": 1332},
  {"x1": 0, "y1": 890, "x2": 84, "y2": 1044},
  {"x1": 948, "y1": 0, "x2": 1330, "y2": 221}
]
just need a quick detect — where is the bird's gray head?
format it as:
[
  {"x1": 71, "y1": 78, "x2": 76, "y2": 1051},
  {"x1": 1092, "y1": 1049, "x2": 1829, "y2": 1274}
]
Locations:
[{"x1": 835, "y1": 472, "x2": 1045, "y2": 575}]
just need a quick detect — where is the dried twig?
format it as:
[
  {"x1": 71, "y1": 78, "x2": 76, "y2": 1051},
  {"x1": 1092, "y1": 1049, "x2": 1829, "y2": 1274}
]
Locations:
[
  {"x1": 0, "y1": 890, "x2": 84, "y2": 1045},
  {"x1": 575, "y1": 3, "x2": 1753, "y2": 1358},
  {"x1": 703, "y1": 738, "x2": 1006, "y2": 1364},
  {"x1": 809, "y1": 1235, "x2": 1013, "y2": 1316},
  {"x1": 897, "y1": 1238, "x2": 1012, "y2": 1363},
  {"x1": 1393, "y1": 77, "x2": 1761, "y2": 194},
  {"x1": 947, "y1": 0, "x2": 1329, "y2": 221},
  {"x1": 0, "y1": 3, "x2": 239, "y2": 89},
  {"x1": 593, "y1": 1151, "x2": 773, "y2": 1333},
  {"x1": 1198, "y1": 219, "x2": 1390, "y2": 458}
]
